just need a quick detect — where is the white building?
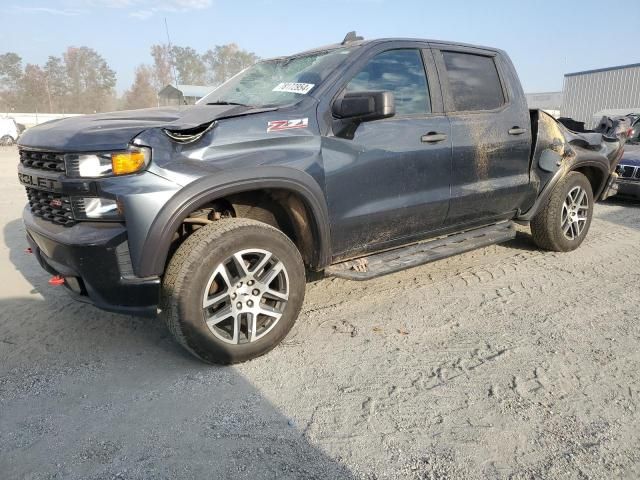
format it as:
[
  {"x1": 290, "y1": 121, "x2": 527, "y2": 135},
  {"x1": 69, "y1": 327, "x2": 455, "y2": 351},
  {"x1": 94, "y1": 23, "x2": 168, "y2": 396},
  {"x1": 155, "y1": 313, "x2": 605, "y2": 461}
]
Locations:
[{"x1": 561, "y1": 63, "x2": 640, "y2": 127}]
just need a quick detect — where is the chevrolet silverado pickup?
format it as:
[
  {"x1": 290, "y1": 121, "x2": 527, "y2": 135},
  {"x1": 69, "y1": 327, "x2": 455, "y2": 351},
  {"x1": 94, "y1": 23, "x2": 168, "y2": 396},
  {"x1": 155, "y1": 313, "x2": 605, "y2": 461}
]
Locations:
[{"x1": 18, "y1": 34, "x2": 627, "y2": 364}]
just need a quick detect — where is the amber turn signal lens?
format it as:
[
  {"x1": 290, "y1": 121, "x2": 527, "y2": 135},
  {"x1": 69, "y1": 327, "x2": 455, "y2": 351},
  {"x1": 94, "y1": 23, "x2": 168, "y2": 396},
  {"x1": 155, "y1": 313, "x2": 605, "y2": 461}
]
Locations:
[{"x1": 111, "y1": 150, "x2": 148, "y2": 175}]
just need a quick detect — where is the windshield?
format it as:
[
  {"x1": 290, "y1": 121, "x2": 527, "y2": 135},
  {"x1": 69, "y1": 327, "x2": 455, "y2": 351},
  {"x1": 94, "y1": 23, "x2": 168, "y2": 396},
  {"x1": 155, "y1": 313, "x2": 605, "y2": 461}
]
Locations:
[{"x1": 200, "y1": 47, "x2": 355, "y2": 108}]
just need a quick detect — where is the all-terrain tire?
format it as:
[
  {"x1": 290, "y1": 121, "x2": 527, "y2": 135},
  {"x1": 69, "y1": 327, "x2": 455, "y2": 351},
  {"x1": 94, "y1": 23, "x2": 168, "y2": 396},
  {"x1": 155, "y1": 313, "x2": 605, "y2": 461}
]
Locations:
[
  {"x1": 160, "y1": 218, "x2": 306, "y2": 364},
  {"x1": 530, "y1": 171, "x2": 594, "y2": 252}
]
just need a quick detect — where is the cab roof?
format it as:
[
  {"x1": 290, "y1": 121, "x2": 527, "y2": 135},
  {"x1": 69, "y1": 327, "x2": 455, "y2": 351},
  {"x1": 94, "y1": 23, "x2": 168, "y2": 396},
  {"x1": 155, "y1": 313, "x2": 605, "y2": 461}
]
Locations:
[{"x1": 269, "y1": 37, "x2": 502, "y2": 62}]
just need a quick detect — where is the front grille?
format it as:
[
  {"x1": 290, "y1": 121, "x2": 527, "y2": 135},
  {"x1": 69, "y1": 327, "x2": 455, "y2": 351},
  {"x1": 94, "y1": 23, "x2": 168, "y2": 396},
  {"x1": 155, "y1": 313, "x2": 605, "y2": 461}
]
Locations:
[
  {"x1": 19, "y1": 149, "x2": 66, "y2": 173},
  {"x1": 618, "y1": 165, "x2": 638, "y2": 180},
  {"x1": 26, "y1": 188, "x2": 75, "y2": 226}
]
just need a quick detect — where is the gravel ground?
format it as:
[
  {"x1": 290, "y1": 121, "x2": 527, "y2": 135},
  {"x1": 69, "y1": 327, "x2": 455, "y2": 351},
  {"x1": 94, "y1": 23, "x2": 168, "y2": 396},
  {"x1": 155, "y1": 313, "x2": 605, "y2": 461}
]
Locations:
[{"x1": 1, "y1": 145, "x2": 639, "y2": 479}]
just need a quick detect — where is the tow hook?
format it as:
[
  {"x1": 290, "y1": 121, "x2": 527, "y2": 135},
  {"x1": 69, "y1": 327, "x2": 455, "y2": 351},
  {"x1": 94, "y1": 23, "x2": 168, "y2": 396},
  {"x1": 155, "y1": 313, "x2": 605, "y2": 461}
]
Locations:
[{"x1": 48, "y1": 275, "x2": 65, "y2": 286}]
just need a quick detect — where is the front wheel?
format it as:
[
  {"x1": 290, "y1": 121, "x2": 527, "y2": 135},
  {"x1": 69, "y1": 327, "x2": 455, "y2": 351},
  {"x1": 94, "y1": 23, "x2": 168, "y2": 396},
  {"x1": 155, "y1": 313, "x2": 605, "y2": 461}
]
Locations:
[
  {"x1": 531, "y1": 171, "x2": 594, "y2": 252},
  {"x1": 160, "y1": 218, "x2": 306, "y2": 364}
]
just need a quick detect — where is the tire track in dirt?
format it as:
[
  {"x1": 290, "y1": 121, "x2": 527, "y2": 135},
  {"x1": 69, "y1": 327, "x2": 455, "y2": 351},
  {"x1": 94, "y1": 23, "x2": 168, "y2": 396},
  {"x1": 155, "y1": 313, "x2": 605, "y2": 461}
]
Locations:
[{"x1": 259, "y1": 204, "x2": 640, "y2": 478}]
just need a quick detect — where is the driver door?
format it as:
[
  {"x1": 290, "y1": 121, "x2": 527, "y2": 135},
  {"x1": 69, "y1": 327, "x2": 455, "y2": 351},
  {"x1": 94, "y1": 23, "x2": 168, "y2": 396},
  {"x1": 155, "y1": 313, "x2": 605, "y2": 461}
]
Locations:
[{"x1": 322, "y1": 47, "x2": 452, "y2": 260}]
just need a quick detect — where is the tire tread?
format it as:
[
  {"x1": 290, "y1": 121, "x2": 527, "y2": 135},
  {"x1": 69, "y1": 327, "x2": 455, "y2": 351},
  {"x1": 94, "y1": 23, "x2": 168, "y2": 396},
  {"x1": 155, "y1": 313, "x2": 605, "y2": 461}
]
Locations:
[{"x1": 531, "y1": 171, "x2": 593, "y2": 252}]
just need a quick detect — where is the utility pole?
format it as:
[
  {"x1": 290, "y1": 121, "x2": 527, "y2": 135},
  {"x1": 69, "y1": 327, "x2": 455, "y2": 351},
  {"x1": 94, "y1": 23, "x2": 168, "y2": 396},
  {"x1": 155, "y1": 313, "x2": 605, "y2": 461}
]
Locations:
[
  {"x1": 164, "y1": 17, "x2": 179, "y2": 87},
  {"x1": 44, "y1": 76, "x2": 53, "y2": 113}
]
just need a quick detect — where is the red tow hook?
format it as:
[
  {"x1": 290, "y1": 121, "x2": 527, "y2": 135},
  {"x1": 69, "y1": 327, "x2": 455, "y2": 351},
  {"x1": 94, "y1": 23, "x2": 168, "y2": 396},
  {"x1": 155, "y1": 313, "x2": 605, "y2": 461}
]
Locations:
[
  {"x1": 24, "y1": 247, "x2": 33, "y2": 254},
  {"x1": 48, "y1": 275, "x2": 65, "y2": 286}
]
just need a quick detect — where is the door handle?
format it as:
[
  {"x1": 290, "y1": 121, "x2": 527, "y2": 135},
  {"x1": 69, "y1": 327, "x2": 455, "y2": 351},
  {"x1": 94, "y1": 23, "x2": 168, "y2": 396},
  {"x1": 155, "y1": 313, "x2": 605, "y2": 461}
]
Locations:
[
  {"x1": 508, "y1": 127, "x2": 527, "y2": 135},
  {"x1": 421, "y1": 132, "x2": 448, "y2": 143}
]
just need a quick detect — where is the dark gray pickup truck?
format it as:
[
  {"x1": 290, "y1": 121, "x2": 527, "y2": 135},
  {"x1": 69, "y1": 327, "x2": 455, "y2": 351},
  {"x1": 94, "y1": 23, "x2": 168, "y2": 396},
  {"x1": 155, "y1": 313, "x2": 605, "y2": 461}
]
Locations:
[{"x1": 17, "y1": 34, "x2": 627, "y2": 363}]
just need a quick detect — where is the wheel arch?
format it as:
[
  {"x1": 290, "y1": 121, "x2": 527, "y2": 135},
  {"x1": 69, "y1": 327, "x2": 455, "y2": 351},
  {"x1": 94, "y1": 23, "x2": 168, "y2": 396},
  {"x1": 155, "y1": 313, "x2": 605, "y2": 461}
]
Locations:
[
  {"x1": 571, "y1": 162, "x2": 609, "y2": 199},
  {"x1": 135, "y1": 167, "x2": 331, "y2": 277},
  {"x1": 519, "y1": 158, "x2": 610, "y2": 222},
  {"x1": 0, "y1": 134, "x2": 16, "y2": 145}
]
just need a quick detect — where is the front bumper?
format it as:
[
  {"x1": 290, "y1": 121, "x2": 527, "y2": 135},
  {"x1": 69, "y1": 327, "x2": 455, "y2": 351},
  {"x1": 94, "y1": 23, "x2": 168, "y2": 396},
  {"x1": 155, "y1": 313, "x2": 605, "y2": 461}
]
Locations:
[
  {"x1": 23, "y1": 206, "x2": 160, "y2": 317},
  {"x1": 615, "y1": 179, "x2": 640, "y2": 199},
  {"x1": 601, "y1": 173, "x2": 619, "y2": 200}
]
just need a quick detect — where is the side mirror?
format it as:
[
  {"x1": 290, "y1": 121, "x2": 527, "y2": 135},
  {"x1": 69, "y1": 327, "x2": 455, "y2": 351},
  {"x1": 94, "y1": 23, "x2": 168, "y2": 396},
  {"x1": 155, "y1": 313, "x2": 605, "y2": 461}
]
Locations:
[{"x1": 332, "y1": 91, "x2": 395, "y2": 122}]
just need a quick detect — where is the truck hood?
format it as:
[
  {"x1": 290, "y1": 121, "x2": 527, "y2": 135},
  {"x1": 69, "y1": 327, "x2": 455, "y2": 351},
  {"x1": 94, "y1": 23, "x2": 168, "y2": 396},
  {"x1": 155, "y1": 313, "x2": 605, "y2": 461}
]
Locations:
[{"x1": 18, "y1": 104, "x2": 273, "y2": 152}]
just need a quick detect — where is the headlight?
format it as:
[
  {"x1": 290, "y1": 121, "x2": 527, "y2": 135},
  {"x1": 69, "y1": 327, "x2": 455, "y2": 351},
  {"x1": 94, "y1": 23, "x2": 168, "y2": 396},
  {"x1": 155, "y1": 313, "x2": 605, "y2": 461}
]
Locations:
[
  {"x1": 66, "y1": 146, "x2": 150, "y2": 178},
  {"x1": 71, "y1": 197, "x2": 123, "y2": 221}
]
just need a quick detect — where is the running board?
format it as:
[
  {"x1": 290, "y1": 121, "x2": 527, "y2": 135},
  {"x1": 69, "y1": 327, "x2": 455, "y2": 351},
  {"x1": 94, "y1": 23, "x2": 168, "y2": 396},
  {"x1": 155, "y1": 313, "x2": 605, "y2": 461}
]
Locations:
[{"x1": 325, "y1": 222, "x2": 516, "y2": 281}]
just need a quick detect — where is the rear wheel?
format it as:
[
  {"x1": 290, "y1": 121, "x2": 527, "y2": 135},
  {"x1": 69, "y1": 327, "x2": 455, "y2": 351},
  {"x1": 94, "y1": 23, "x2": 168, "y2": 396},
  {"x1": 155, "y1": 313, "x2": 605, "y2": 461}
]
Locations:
[
  {"x1": 531, "y1": 171, "x2": 594, "y2": 252},
  {"x1": 160, "y1": 218, "x2": 306, "y2": 364}
]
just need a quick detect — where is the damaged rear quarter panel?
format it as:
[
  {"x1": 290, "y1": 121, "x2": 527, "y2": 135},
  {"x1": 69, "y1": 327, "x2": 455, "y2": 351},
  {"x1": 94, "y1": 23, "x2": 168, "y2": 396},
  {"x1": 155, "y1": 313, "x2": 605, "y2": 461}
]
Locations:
[{"x1": 519, "y1": 111, "x2": 623, "y2": 221}]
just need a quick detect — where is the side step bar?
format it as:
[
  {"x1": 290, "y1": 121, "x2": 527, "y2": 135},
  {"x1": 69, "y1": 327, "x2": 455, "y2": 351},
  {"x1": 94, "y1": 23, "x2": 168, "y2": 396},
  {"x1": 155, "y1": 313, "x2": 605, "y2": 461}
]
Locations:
[{"x1": 325, "y1": 222, "x2": 516, "y2": 281}]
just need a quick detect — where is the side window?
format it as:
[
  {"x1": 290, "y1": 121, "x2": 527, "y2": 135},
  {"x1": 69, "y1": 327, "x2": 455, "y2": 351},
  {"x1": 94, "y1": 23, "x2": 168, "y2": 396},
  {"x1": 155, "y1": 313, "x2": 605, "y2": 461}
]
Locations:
[
  {"x1": 441, "y1": 51, "x2": 505, "y2": 111},
  {"x1": 346, "y1": 49, "x2": 431, "y2": 115}
]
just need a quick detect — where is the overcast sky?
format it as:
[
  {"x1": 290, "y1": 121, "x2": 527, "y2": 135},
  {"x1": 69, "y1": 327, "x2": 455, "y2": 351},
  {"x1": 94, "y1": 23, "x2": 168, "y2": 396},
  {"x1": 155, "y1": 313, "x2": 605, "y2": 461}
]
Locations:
[{"x1": 2, "y1": 0, "x2": 639, "y2": 94}]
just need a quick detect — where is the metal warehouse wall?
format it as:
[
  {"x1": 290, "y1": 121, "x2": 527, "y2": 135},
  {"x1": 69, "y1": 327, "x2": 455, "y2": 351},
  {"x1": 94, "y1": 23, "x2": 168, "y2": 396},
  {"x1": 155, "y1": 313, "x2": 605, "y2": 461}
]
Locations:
[
  {"x1": 525, "y1": 91, "x2": 563, "y2": 110},
  {"x1": 561, "y1": 64, "x2": 640, "y2": 127}
]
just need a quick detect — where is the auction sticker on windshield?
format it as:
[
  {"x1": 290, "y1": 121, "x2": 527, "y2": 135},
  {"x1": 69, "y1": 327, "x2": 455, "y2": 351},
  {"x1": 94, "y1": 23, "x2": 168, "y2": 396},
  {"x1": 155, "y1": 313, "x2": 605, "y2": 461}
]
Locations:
[
  {"x1": 272, "y1": 82, "x2": 315, "y2": 94},
  {"x1": 267, "y1": 118, "x2": 309, "y2": 133}
]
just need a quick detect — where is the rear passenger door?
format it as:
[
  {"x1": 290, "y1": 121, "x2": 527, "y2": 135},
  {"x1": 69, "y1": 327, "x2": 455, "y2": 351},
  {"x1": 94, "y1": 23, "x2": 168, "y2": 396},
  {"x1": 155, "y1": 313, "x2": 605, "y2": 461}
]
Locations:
[{"x1": 432, "y1": 46, "x2": 533, "y2": 226}]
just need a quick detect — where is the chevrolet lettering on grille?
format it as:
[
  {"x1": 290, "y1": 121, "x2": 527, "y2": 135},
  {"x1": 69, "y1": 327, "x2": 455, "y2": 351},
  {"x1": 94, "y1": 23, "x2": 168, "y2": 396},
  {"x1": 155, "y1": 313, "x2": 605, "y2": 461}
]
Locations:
[{"x1": 18, "y1": 173, "x2": 62, "y2": 192}]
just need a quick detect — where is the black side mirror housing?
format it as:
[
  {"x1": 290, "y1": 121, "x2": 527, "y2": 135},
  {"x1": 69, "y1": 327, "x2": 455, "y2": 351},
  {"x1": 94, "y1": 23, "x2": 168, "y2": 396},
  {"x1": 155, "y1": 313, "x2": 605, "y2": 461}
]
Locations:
[{"x1": 332, "y1": 91, "x2": 395, "y2": 123}]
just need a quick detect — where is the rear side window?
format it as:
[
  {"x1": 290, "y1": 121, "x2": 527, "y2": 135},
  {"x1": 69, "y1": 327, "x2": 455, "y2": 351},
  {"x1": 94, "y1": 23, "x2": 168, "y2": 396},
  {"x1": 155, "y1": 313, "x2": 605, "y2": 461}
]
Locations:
[
  {"x1": 346, "y1": 49, "x2": 431, "y2": 115},
  {"x1": 442, "y1": 51, "x2": 505, "y2": 111}
]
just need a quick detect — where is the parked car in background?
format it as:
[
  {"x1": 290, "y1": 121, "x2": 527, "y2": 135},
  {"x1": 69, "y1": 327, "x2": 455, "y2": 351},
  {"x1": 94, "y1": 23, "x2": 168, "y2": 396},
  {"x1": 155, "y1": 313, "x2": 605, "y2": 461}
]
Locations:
[
  {"x1": 0, "y1": 117, "x2": 20, "y2": 145},
  {"x1": 616, "y1": 144, "x2": 640, "y2": 199}
]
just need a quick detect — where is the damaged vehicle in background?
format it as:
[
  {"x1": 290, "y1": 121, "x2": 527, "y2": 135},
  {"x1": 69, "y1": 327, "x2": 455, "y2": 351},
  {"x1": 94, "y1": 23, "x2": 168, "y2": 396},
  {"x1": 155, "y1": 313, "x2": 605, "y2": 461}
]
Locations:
[
  {"x1": 626, "y1": 114, "x2": 640, "y2": 144},
  {"x1": 17, "y1": 33, "x2": 629, "y2": 364}
]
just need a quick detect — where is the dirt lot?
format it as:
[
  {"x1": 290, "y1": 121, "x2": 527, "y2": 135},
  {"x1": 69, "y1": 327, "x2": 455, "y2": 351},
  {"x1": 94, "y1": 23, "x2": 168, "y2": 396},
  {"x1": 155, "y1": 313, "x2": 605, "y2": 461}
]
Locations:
[{"x1": 1, "y1": 145, "x2": 639, "y2": 479}]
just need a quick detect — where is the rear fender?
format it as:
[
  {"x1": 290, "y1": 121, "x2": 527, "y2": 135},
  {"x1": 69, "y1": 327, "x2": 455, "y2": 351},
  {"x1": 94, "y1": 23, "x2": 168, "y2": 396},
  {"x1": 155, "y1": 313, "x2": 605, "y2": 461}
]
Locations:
[{"x1": 518, "y1": 111, "x2": 620, "y2": 221}]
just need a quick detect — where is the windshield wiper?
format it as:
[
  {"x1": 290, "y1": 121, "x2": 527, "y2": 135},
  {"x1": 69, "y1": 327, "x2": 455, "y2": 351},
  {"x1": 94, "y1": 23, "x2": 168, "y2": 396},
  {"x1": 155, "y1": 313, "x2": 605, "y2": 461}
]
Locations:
[{"x1": 206, "y1": 100, "x2": 253, "y2": 107}]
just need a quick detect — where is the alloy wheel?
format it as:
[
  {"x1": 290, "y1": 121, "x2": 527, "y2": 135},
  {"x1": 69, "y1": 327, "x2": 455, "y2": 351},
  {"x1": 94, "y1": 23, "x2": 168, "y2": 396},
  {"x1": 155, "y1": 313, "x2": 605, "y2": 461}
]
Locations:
[
  {"x1": 561, "y1": 186, "x2": 589, "y2": 240},
  {"x1": 202, "y1": 249, "x2": 289, "y2": 345}
]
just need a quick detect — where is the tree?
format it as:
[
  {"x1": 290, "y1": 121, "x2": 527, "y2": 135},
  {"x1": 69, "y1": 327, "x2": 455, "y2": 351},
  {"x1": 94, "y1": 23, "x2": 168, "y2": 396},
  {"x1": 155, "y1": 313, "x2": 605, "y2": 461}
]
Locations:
[
  {"x1": 123, "y1": 65, "x2": 157, "y2": 110},
  {"x1": 63, "y1": 46, "x2": 116, "y2": 113},
  {"x1": 203, "y1": 44, "x2": 259, "y2": 85},
  {"x1": 0, "y1": 43, "x2": 259, "y2": 114},
  {"x1": 0, "y1": 52, "x2": 23, "y2": 87},
  {"x1": 171, "y1": 46, "x2": 206, "y2": 85},
  {"x1": 44, "y1": 56, "x2": 68, "y2": 112},
  {"x1": 150, "y1": 44, "x2": 173, "y2": 90},
  {"x1": 20, "y1": 64, "x2": 49, "y2": 112},
  {"x1": 0, "y1": 52, "x2": 23, "y2": 111}
]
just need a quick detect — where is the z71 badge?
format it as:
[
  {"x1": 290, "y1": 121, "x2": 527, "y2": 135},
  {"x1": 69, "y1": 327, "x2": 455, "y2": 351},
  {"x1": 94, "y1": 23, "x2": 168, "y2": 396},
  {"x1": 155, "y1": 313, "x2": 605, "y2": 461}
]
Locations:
[{"x1": 267, "y1": 118, "x2": 309, "y2": 133}]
